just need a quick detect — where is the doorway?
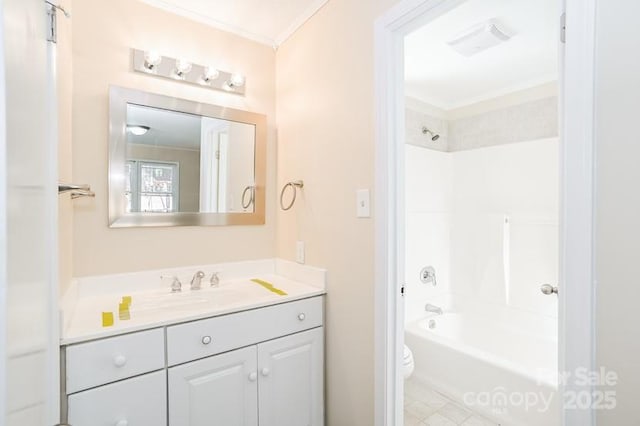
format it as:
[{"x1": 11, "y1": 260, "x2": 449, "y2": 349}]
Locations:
[{"x1": 374, "y1": 0, "x2": 597, "y2": 425}]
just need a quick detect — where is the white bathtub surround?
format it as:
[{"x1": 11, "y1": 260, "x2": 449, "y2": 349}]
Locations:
[
  {"x1": 404, "y1": 138, "x2": 559, "y2": 322},
  {"x1": 60, "y1": 258, "x2": 326, "y2": 344}
]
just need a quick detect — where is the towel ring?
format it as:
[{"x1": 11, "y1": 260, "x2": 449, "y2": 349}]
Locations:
[
  {"x1": 241, "y1": 185, "x2": 255, "y2": 209},
  {"x1": 280, "y1": 180, "x2": 304, "y2": 211}
]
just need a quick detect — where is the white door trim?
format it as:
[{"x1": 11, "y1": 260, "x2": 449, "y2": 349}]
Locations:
[
  {"x1": 0, "y1": 3, "x2": 7, "y2": 421},
  {"x1": 373, "y1": 0, "x2": 597, "y2": 425}
]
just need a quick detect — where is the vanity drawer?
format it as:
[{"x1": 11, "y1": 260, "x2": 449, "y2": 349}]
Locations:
[
  {"x1": 67, "y1": 370, "x2": 167, "y2": 426},
  {"x1": 167, "y1": 296, "x2": 323, "y2": 366},
  {"x1": 65, "y1": 328, "x2": 165, "y2": 394}
]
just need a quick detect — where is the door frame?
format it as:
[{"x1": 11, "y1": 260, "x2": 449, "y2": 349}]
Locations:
[{"x1": 373, "y1": 0, "x2": 597, "y2": 425}]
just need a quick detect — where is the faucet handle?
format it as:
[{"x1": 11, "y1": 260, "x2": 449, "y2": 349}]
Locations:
[
  {"x1": 210, "y1": 272, "x2": 220, "y2": 288},
  {"x1": 162, "y1": 275, "x2": 182, "y2": 292}
]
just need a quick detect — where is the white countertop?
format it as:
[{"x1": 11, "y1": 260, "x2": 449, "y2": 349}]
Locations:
[{"x1": 61, "y1": 259, "x2": 326, "y2": 345}]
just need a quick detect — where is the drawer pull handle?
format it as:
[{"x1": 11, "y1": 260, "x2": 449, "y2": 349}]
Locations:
[
  {"x1": 261, "y1": 367, "x2": 270, "y2": 377},
  {"x1": 298, "y1": 313, "x2": 306, "y2": 321},
  {"x1": 113, "y1": 355, "x2": 127, "y2": 368},
  {"x1": 115, "y1": 420, "x2": 128, "y2": 426},
  {"x1": 201, "y1": 336, "x2": 212, "y2": 345},
  {"x1": 248, "y1": 372, "x2": 258, "y2": 382}
]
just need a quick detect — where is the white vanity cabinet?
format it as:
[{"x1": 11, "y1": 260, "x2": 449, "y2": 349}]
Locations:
[
  {"x1": 169, "y1": 346, "x2": 259, "y2": 426},
  {"x1": 169, "y1": 327, "x2": 323, "y2": 426},
  {"x1": 257, "y1": 327, "x2": 324, "y2": 426},
  {"x1": 62, "y1": 296, "x2": 324, "y2": 426}
]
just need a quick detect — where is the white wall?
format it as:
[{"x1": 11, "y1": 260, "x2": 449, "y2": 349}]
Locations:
[{"x1": 594, "y1": 1, "x2": 640, "y2": 423}]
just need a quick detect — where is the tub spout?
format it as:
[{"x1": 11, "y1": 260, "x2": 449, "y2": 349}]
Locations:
[{"x1": 425, "y1": 303, "x2": 443, "y2": 315}]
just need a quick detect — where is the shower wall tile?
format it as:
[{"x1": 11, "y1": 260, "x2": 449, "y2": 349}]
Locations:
[
  {"x1": 405, "y1": 107, "x2": 449, "y2": 152},
  {"x1": 448, "y1": 97, "x2": 558, "y2": 152}
]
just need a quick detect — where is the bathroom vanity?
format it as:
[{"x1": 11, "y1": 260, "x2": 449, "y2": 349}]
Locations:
[{"x1": 59, "y1": 259, "x2": 325, "y2": 426}]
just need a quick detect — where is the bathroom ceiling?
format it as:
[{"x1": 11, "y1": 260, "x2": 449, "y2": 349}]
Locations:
[
  {"x1": 404, "y1": 0, "x2": 559, "y2": 110},
  {"x1": 138, "y1": 0, "x2": 328, "y2": 47},
  {"x1": 127, "y1": 105, "x2": 202, "y2": 150}
]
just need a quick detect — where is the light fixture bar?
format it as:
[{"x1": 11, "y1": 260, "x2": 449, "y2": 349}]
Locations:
[{"x1": 131, "y1": 49, "x2": 246, "y2": 96}]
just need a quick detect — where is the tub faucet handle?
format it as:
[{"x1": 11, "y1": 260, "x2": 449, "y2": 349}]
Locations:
[{"x1": 420, "y1": 266, "x2": 437, "y2": 286}]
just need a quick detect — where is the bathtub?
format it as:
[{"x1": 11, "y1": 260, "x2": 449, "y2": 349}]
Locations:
[{"x1": 405, "y1": 309, "x2": 559, "y2": 426}]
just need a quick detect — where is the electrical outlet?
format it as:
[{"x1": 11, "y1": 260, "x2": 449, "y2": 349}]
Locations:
[{"x1": 296, "y1": 241, "x2": 305, "y2": 264}]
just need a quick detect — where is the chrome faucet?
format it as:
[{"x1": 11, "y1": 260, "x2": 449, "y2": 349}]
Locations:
[
  {"x1": 425, "y1": 303, "x2": 443, "y2": 315},
  {"x1": 190, "y1": 271, "x2": 205, "y2": 290}
]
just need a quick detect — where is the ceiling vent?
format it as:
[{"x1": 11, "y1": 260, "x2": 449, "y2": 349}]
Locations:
[{"x1": 447, "y1": 19, "x2": 513, "y2": 57}]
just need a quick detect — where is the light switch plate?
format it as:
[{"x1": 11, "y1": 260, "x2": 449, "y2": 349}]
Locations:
[{"x1": 356, "y1": 189, "x2": 371, "y2": 218}]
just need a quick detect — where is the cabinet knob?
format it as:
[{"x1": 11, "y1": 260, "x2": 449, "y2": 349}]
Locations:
[
  {"x1": 297, "y1": 313, "x2": 306, "y2": 321},
  {"x1": 248, "y1": 372, "x2": 257, "y2": 382},
  {"x1": 115, "y1": 420, "x2": 128, "y2": 426},
  {"x1": 201, "y1": 335, "x2": 212, "y2": 345},
  {"x1": 261, "y1": 367, "x2": 270, "y2": 377},
  {"x1": 113, "y1": 355, "x2": 127, "y2": 368}
]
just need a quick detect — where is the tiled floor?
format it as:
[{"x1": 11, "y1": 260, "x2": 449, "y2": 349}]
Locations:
[{"x1": 404, "y1": 378, "x2": 500, "y2": 426}]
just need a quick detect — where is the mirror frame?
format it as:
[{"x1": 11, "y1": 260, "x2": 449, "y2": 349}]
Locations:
[{"x1": 109, "y1": 85, "x2": 267, "y2": 227}]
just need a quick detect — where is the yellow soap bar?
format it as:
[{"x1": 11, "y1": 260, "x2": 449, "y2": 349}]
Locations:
[
  {"x1": 102, "y1": 312, "x2": 114, "y2": 327},
  {"x1": 121, "y1": 296, "x2": 132, "y2": 306},
  {"x1": 250, "y1": 278, "x2": 288, "y2": 296}
]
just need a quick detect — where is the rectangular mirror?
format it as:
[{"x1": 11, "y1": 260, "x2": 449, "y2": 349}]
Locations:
[{"x1": 109, "y1": 86, "x2": 266, "y2": 227}]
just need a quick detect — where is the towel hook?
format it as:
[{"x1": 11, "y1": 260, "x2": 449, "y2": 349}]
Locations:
[{"x1": 280, "y1": 180, "x2": 304, "y2": 211}]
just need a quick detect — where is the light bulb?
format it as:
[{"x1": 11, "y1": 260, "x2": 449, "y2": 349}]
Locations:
[
  {"x1": 127, "y1": 125, "x2": 150, "y2": 136},
  {"x1": 230, "y1": 73, "x2": 245, "y2": 87},
  {"x1": 174, "y1": 59, "x2": 192, "y2": 80},
  {"x1": 143, "y1": 51, "x2": 162, "y2": 71},
  {"x1": 201, "y1": 66, "x2": 220, "y2": 84}
]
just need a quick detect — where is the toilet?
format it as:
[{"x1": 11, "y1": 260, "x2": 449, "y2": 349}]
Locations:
[{"x1": 403, "y1": 345, "x2": 415, "y2": 379}]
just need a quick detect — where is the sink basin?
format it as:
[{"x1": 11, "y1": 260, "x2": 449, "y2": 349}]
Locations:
[{"x1": 128, "y1": 287, "x2": 249, "y2": 316}]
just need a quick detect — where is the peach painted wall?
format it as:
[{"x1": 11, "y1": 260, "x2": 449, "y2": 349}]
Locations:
[
  {"x1": 275, "y1": 0, "x2": 400, "y2": 423},
  {"x1": 70, "y1": 0, "x2": 277, "y2": 277}
]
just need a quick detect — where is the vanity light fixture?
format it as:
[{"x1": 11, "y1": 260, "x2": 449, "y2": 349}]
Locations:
[
  {"x1": 143, "y1": 51, "x2": 162, "y2": 72},
  {"x1": 173, "y1": 58, "x2": 193, "y2": 80},
  {"x1": 126, "y1": 125, "x2": 150, "y2": 136},
  {"x1": 132, "y1": 49, "x2": 246, "y2": 96}
]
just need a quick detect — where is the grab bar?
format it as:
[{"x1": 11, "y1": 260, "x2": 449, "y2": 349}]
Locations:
[{"x1": 58, "y1": 183, "x2": 95, "y2": 199}]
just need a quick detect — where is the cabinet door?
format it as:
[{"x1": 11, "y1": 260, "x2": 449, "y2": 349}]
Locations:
[
  {"x1": 67, "y1": 370, "x2": 167, "y2": 426},
  {"x1": 169, "y1": 346, "x2": 258, "y2": 426},
  {"x1": 258, "y1": 327, "x2": 324, "y2": 426}
]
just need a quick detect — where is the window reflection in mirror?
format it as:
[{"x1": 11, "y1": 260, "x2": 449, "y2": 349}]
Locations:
[{"x1": 125, "y1": 104, "x2": 256, "y2": 214}]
